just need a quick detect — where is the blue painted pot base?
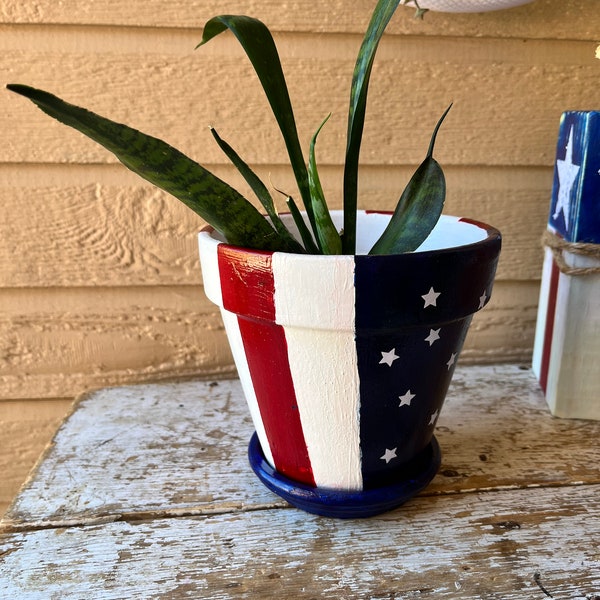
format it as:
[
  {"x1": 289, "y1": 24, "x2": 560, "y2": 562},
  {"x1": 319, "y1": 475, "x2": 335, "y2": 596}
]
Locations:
[{"x1": 248, "y1": 433, "x2": 441, "y2": 519}]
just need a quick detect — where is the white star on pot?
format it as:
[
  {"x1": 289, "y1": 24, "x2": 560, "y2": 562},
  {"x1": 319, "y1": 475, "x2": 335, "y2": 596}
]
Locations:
[
  {"x1": 421, "y1": 287, "x2": 441, "y2": 308},
  {"x1": 553, "y1": 126, "x2": 580, "y2": 231},
  {"x1": 399, "y1": 390, "x2": 416, "y2": 407},
  {"x1": 379, "y1": 348, "x2": 399, "y2": 367},
  {"x1": 380, "y1": 448, "x2": 397, "y2": 463},
  {"x1": 429, "y1": 410, "x2": 439, "y2": 426},
  {"x1": 446, "y1": 353, "x2": 457, "y2": 370},
  {"x1": 424, "y1": 328, "x2": 441, "y2": 346},
  {"x1": 478, "y1": 291, "x2": 487, "y2": 310}
]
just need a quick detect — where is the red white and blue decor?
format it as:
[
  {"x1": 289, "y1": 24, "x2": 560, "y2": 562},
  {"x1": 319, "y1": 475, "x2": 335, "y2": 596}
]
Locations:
[
  {"x1": 533, "y1": 111, "x2": 600, "y2": 420},
  {"x1": 199, "y1": 211, "x2": 501, "y2": 517}
]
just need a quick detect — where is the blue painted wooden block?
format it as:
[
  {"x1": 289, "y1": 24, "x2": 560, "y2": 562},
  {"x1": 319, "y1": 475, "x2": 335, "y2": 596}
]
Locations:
[{"x1": 549, "y1": 111, "x2": 600, "y2": 243}]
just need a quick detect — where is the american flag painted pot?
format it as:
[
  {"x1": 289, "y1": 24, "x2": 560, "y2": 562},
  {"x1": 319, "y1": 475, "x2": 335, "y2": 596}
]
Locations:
[{"x1": 199, "y1": 211, "x2": 501, "y2": 517}]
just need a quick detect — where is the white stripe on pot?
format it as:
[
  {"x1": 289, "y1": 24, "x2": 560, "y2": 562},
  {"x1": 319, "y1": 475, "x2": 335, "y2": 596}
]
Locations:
[
  {"x1": 272, "y1": 252, "x2": 362, "y2": 490},
  {"x1": 219, "y1": 309, "x2": 276, "y2": 469}
]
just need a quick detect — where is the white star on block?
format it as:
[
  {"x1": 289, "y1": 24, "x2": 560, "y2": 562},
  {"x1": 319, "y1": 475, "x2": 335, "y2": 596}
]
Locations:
[
  {"x1": 424, "y1": 328, "x2": 441, "y2": 346},
  {"x1": 446, "y1": 353, "x2": 457, "y2": 370},
  {"x1": 380, "y1": 448, "x2": 397, "y2": 463},
  {"x1": 421, "y1": 287, "x2": 441, "y2": 308},
  {"x1": 553, "y1": 126, "x2": 580, "y2": 231},
  {"x1": 429, "y1": 410, "x2": 439, "y2": 426},
  {"x1": 379, "y1": 348, "x2": 399, "y2": 367},
  {"x1": 478, "y1": 291, "x2": 487, "y2": 310},
  {"x1": 399, "y1": 390, "x2": 416, "y2": 407}
]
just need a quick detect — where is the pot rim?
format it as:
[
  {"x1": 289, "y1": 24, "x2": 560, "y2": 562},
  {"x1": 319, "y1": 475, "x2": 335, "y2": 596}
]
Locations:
[{"x1": 199, "y1": 211, "x2": 501, "y2": 260}]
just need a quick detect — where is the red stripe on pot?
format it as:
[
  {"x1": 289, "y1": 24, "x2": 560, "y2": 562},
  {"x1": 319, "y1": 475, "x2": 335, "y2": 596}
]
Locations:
[
  {"x1": 217, "y1": 245, "x2": 315, "y2": 486},
  {"x1": 539, "y1": 257, "x2": 560, "y2": 394}
]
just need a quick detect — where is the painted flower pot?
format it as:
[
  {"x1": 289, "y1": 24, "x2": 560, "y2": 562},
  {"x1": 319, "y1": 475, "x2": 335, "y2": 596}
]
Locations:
[
  {"x1": 199, "y1": 211, "x2": 501, "y2": 518},
  {"x1": 416, "y1": 0, "x2": 533, "y2": 12}
]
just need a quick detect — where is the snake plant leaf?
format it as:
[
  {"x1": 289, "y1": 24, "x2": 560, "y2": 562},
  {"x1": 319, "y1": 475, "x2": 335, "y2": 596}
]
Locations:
[
  {"x1": 197, "y1": 16, "x2": 317, "y2": 240},
  {"x1": 6, "y1": 84, "x2": 294, "y2": 252},
  {"x1": 368, "y1": 104, "x2": 452, "y2": 255},
  {"x1": 368, "y1": 156, "x2": 445, "y2": 255},
  {"x1": 209, "y1": 127, "x2": 305, "y2": 253},
  {"x1": 343, "y1": 0, "x2": 402, "y2": 254},
  {"x1": 283, "y1": 194, "x2": 321, "y2": 255},
  {"x1": 308, "y1": 114, "x2": 342, "y2": 255}
]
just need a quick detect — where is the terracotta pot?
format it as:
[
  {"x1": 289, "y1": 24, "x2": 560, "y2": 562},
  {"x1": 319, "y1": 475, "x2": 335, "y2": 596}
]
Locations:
[
  {"x1": 415, "y1": 0, "x2": 533, "y2": 12},
  {"x1": 199, "y1": 211, "x2": 501, "y2": 517}
]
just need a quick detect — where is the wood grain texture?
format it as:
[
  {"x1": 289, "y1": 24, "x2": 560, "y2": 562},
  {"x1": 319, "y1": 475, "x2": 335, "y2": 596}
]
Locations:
[
  {"x1": 4, "y1": 365, "x2": 599, "y2": 529},
  {"x1": 0, "y1": 165, "x2": 550, "y2": 286},
  {"x1": 1, "y1": 486, "x2": 599, "y2": 599},
  {"x1": 2, "y1": 34, "x2": 597, "y2": 167},
  {"x1": 0, "y1": 0, "x2": 596, "y2": 40},
  {"x1": 0, "y1": 286, "x2": 236, "y2": 401},
  {"x1": 0, "y1": 365, "x2": 599, "y2": 599}
]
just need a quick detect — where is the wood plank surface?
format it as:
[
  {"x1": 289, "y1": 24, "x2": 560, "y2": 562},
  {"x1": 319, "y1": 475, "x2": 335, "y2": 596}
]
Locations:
[
  {"x1": 0, "y1": 0, "x2": 596, "y2": 40},
  {"x1": 2, "y1": 364, "x2": 599, "y2": 599},
  {"x1": 1, "y1": 485, "x2": 599, "y2": 599},
  {"x1": 4, "y1": 365, "x2": 599, "y2": 530}
]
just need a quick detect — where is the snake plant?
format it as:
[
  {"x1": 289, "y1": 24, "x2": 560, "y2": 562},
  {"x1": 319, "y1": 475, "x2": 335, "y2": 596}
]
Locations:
[{"x1": 7, "y1": 0, "x2": 447, "y2": 255}]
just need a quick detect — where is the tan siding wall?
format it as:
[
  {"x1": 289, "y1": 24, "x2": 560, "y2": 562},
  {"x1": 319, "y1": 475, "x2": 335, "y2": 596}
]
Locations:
[{"x1": 1, "y1": 0, "x2": 598, "y2": 513}]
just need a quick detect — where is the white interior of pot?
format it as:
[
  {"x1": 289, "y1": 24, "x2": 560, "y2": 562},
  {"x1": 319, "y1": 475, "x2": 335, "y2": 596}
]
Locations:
[{"x1": 279, "y1": 211, "x2": 490, "y2": 255}]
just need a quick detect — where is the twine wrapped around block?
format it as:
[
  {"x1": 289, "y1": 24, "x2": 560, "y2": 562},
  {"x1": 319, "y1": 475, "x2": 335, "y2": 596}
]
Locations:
[{"x1": 542, "y1": 230, "x2": 600, "y2": 276}]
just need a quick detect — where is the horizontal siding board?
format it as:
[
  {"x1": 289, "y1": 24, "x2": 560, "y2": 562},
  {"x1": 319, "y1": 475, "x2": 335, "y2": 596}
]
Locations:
[
  {"x1": 0, "y1": 286, "x2": 235, "y2": 400},
  {"x1": 2, "y1": 34, "x2": 597, "y2": 167},
  {"x1": 464, "y1": 281, "x2": 539, "y2": 363},
  {"x1": 0, "y1": 165, "x2": 549, "y2": 287},
  {"x1": 0, "y1": 0, "x2": 597, "y2": 41},
  {"x1": 0, "y1": 182, "x2": 204, "y2": 287},
  {"x1": 0, "y1": 281, "x2": 538, "y2": 401}
]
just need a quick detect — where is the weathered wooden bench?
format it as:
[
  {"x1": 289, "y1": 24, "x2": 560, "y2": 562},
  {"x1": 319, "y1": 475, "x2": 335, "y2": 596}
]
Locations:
[{"x1": 1, "y1": 364, "x2": 599, "y2": 598}]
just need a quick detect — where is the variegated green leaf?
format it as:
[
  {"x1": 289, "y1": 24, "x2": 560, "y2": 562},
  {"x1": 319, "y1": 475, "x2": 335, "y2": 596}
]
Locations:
[
  {"x1": 343, "y1": 0, "x2": 402, "y2": 253},
  {"x1": 7, "y1": 84, "x2": 296, "y2": 252},
  {"x1": 209, "y1": 127, "x2": 305, "y2": 253},
  {"x1": 369, "y1": 105, "x2": 451, "y2": 255},
  {"x1": 197, "y1": 16, "x2": 318, "y2": 243},
  {"x1": 308, "y1": 115, "x2": 342, "y2": 255}
]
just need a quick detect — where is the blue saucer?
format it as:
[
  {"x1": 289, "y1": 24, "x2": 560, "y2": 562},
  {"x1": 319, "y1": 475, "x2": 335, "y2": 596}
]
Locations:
[{"x1": 248, "y1": 433, "x2": 441, "y2": 519}]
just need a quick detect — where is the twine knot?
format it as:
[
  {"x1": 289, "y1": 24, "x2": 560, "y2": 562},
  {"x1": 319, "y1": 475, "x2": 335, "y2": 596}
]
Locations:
[{"x1": 541, "y1": 230, "x2": 600, "y2": 276}]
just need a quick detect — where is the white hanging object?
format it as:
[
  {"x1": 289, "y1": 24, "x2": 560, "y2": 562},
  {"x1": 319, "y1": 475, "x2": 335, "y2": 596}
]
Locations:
[{"x1": 413, "y1": 0, "x2": 534, "y2": 12}]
